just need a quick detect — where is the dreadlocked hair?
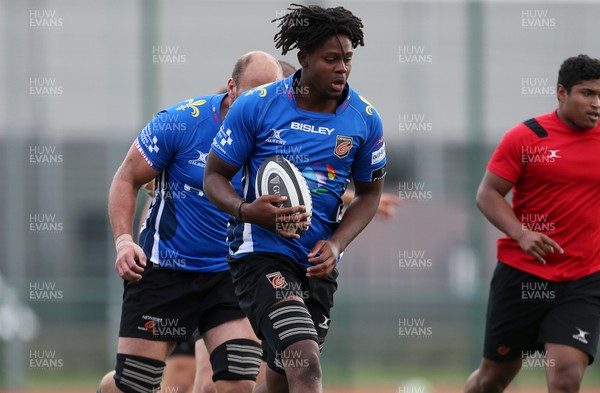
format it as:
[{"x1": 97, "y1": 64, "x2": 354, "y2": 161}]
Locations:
[{"x1": 273, "y1": 3, "x2": 364, "y2": 55}]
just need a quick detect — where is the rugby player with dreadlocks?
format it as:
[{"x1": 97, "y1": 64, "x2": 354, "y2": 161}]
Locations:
[{"x1": 204, "y1": 4, "x2": 387, "y2": 392}]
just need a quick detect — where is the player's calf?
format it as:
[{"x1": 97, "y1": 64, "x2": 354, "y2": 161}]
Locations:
[{"x1": 464, "y1": 358, "x2": 521, "y2": 393}]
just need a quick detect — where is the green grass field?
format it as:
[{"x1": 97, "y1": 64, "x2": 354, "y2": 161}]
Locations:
[{"x1": 8, "y1": 365, "x2": 600, "y2": 391}]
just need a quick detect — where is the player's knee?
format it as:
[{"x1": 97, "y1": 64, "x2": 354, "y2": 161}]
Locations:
[
  {"x1": 209, "y1": 338, "x2": 262, "y2": 382},
  {"x1": 297, "y1": 360, "x2": 321, "y2": 382},
  {"x1": 474, "y1": 371, "x2": 509, "y2": 393},
  {"x1": 113, "y1": 353, "x2": 165, "y2": 393},
  {"x1": 214, "y1": 379, "x2": 255, "y2": 393},
  {"x1": 547, "y1": 364, "x2": 583, "y2": 393},
  {"x1": 548, "y1": 378, "x2": 581, "y2": 393},
  {"x1": 281, "y1": 343, "x2": 321, "y2": 382},
  {"x1": 193, "y1": 380, "x2": 217, "y2": 393},
  {"x1": 193, "y1": 367, "x2": 217, "y2": 393},
  {"x1": 98, "y1": 370, "x2": 116, "y2": 392}
]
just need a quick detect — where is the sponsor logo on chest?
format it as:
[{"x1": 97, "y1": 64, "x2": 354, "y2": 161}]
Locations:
[{"x1": 290, "y1": 121, "x2": 334, "y2": 135}]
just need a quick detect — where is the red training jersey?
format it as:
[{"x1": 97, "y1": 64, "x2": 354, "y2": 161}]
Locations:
[{"x1": 488, "y1": 110, "x2": 600, "y2": 281}]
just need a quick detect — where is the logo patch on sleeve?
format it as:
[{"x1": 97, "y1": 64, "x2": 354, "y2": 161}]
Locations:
[
  {"x1": 134, "y1": 140, "x2": 153, "y2": 167},
  {"x1": 371, "y1": 144, "x2": 386, "y2": 165}
]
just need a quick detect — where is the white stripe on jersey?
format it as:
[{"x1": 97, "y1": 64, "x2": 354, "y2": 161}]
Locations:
[
  {"x1": 235, "y1": 164, "x2": 254, "y2": 255},
  {"x1": 151, "y1": 171, "x2": 166, "y2": 263},
  {"x1": 139, "y1": 207, "x2": 149, "y2": 235},
  {"x1": 235, "y1": 223, "x2": 254, "y2": 255}
]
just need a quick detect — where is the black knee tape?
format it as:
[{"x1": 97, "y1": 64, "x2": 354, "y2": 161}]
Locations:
[
  {"x1": 263, "y1": 300, "x2": 318, "y2": 350},
  {"x1": 261, "y1": 300, "x2": 319, "y2": 375},
  {"x1": 209, "y1": 339, "x2": 262, "y2": 382},
  {"x1": 114, "y1": 353, "x2": 165, "y2": 393}
]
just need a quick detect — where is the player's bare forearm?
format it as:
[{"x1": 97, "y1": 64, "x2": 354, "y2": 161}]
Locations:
[
  {"x1": 109, "y1": 175, "x2": 148, "y2": 280},
  {"x1": 476, "y1": 170, "x2": 523, "y2": 241},
  {"x1": 330, "y1": 179, "x2": 384, "y2": 252},
  {"x1": 204, "y1": 151, "x2": 244, "y2": 217},
  {"x1": 108, "y1": 172, "x2": 143, "y2": 240},
  {"x1": 109, "y1": 145, "x2": 158, "y2": 280}
]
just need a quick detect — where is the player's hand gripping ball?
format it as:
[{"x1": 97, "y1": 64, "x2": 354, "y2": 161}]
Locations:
[{"x1": 255, "y1": 156, "x2": 312, "y2": 235}]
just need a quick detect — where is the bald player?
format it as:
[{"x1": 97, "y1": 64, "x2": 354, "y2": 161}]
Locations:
[{"x1": 98, "y1": 51, "x2": 282, "y2": 393}]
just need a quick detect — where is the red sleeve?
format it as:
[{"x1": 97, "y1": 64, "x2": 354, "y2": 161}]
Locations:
[{"x1": 487, "y1": 125, "x2": 527, "y2": 183}]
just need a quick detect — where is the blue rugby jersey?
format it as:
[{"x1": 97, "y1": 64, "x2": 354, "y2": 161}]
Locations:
[
  {"x1": 211, "y1": 71, "x2": 387, "y2": 268},
  {"x1": 136, "y1": 93, "x2": 243, "y2": 272}
]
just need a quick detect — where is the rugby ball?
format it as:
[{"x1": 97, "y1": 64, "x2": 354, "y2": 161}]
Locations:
[{"x1": 255, "y1": 156, "x2": 312, "y2": 235}]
